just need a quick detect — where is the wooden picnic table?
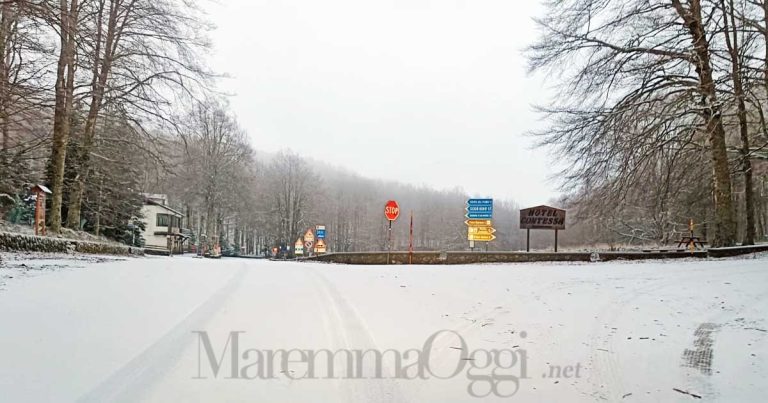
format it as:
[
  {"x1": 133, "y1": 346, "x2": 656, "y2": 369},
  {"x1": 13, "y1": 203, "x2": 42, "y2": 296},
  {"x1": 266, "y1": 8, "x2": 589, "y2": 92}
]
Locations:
[{"x1": 676, "y1": 236, "x2": 707, "y2": 249}]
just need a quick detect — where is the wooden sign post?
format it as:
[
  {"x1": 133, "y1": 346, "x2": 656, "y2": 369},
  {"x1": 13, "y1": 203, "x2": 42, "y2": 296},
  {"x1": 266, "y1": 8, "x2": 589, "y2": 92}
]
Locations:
[
  {"x1": 30, "y1": 185, "x2": 52, "y2": 236},
  {"x1": 519, "y1": 205, "x2": 566, "y2": 252}
]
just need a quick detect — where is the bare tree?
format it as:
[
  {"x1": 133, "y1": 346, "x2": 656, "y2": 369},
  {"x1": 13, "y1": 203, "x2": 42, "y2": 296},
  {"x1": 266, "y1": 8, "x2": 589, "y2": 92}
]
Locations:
[
  {"x1": 181, "y1": 99, "x2": 250, "y2": 249},
  {"x1": 717, "y1": 0, "x2": 758, "y2": 244},
  {"x1": 64, "y1": 0, "x2": 212, "y2": 228},
  {"x1": 0, "y1": 1, "x2": 51, "y2": 196},
  {"x1": 527, "y1": 0, "x2": 741, "y2": 246},
  {"x1": 266, "y1": 151, "x2": 317, "y2": 249},
  {"x1": 47, "y1": 0, "x2": 80, "y2": 232}
]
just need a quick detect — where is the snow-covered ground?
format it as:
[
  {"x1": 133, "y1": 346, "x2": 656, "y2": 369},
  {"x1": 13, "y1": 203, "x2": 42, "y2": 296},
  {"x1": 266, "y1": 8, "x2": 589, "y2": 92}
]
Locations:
[{"x1": 1, "y1": 254, "x2": 766, "y2": 402}]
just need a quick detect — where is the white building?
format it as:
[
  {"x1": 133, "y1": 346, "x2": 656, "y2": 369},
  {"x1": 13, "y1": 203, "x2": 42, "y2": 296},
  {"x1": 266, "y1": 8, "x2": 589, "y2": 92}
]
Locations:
[{"x1": 139, "y1": 194, "x2": 185, "y2": 254}]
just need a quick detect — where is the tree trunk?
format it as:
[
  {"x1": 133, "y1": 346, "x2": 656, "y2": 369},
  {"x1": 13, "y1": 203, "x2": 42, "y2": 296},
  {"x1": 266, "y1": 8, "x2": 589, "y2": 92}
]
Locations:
[
  {"x1": 67, "y1": 0, "x2": 122, "y2": 228},
  {"x1": 94, "y1": 178, "x2": 102, "y2": 236},
  {"x1": 49, "y1": 0, "x2": 79, "y2": 233},
  {"x1": 763, "y1": 0, "x2": 768, "y2": 91},
  {"x1": 205, "y1": 192, "x2": 216, "y2": 249},
  {"x1": 0, "y1": 1, "x2": 13, "y2": 161},
  {"x1": 672, "y1": 0, "x2": 737, "y2": 246},
  {"x1": 721, "y1": 0, "x2": 755, "y2": 245}
]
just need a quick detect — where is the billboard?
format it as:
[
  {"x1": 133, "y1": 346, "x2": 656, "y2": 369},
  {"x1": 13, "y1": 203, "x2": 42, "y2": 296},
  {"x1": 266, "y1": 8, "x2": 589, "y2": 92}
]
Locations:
[{"x1": 519, "y1": 205, "x2": 566, "y2": 230}]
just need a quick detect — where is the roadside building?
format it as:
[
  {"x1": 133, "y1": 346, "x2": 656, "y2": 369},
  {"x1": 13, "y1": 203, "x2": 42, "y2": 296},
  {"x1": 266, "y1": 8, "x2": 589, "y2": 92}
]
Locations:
[{"x1": 139, "y1": 194, "x2": 186, "y2": 254}]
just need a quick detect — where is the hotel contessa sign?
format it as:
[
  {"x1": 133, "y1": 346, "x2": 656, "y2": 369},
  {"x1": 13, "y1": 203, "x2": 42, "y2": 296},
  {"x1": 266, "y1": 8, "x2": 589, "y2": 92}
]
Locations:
[{"x1": 519, "y1": 205, "x2": 566, "y2": 230}]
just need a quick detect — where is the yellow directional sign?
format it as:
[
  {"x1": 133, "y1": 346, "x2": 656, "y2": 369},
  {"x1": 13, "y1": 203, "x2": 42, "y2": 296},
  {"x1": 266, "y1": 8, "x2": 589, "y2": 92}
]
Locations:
[
  {"x1": 465, "y1": 219, "x2": 492, "y2": 227},
  {"x1": 468, "y1": 226, "x2": 496, "y2": 235},
  {"x1": 468, "y1": 233, "x2": 496, "y2": 241}
]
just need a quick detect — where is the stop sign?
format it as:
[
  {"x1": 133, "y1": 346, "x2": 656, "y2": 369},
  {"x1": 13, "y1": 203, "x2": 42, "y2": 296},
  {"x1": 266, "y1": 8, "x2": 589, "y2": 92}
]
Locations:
[{"x1": 384, "y1": 200, "x2": 400, "y2": 221}]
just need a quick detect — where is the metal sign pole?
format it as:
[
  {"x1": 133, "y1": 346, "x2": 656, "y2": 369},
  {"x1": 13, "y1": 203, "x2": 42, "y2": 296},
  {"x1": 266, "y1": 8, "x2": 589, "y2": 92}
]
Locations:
[
  {"x1": 409, "y1": 211, "x2": 413, "y2": 265},
  {"x1": 384, "y1": 200, "x2": 399, "y2": 265},
  {"x1": 387, "y1": 220, "x2": 392, "y2": 264},
  {"x1": 555, "y1": 229, "x2": 558, "y2": 252},
  {"x1": 526, "y1": 229, "x2": 530, "y2": 252}
]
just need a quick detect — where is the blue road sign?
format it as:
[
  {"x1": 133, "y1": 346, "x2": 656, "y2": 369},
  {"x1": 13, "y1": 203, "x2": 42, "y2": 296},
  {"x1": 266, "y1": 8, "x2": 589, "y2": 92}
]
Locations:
[
  {"x1": 467, "y1": 198, "x2": 493, "y2": 206},
  {"x1": 316, "y1": 229, "x2": 326, "y2": 239},
  {"x1": 466, "y1": 198, "x2": 493, "y2": 219},
  {"x1": 466, "y1": 212, "x2": 493, "y2": 219}
]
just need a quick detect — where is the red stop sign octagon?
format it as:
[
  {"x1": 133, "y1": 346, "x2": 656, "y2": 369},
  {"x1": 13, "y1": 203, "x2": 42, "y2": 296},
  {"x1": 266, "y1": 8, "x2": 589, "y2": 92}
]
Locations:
[{"x1": 384, "y1": 200, "x2": 400, "y2": 221}]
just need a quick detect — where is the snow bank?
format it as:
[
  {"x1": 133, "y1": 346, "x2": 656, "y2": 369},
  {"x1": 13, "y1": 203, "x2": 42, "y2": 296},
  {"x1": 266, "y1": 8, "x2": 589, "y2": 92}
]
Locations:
[{"x1": 0, "y1": 255, "x2": 766, "y2": 402}]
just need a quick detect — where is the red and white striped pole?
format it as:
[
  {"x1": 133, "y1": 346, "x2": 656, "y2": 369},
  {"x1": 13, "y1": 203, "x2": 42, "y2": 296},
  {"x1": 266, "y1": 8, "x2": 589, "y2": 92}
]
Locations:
[{"x1": 409, "y1": 211, "x2": 414, "y2": 264}]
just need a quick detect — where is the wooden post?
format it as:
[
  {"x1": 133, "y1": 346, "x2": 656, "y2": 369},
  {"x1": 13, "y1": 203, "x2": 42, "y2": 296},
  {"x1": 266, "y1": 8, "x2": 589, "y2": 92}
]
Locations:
[
  {"x1": 34, "y1": 191, "x2": 45, "y2": 236},
  {"x1": 31, "y1": 185, "x2": 51, "y2": 236},
  {"x1": 526, "y1": 228, "x2": 530, "y2": 252},
  {"x1": 554, "y1": 229, "x2": 559, "y2": 252}
]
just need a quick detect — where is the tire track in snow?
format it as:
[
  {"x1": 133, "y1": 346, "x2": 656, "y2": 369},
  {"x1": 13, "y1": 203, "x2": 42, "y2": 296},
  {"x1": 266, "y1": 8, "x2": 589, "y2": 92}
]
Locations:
[
  {"x1": 76, "y1": 264, "x2": 249, "y2": 403},
  {"x1": 306, "y1": 267, "x2": 408, "y2": 403},
  {"x1": 679, "y1": 272, "x2": 768, "y2": 400},
  {"x1": 586, "y1": 263, "x2": 767, "y2": 401},
  {"x1": 586, "y1": 277, "x2": 668, "y2": 400}
]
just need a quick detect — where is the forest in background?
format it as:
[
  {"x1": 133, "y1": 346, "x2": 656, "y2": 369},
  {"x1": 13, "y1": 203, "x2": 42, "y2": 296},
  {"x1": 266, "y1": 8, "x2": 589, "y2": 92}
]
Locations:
[
  {"x1": 1, "y1": 0, "x2": 767, "y2": 252},
  {"x1": 0, "y1": 0, "x2": 527, "y2": 253},
  {"x1": 529, "y1": 0, "x2": 768, "y2": 247}
]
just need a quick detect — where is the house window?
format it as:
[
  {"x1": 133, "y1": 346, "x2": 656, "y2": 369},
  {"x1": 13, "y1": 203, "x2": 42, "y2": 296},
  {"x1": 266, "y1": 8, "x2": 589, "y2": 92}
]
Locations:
[{"x1": 157, "y1": 213, "x2": 169, "y2": 227}]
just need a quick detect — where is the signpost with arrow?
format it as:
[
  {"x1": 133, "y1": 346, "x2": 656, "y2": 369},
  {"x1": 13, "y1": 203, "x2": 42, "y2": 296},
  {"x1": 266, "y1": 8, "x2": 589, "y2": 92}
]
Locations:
[{"x1": 465, "y1": 199, "x2": 495, "y2": 250}]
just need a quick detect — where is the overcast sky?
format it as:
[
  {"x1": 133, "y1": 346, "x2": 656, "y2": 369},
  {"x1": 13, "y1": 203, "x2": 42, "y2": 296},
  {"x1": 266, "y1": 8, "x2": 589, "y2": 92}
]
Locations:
[{"x1": 204, "y1": 0, "x2": 557, "y2": 206}]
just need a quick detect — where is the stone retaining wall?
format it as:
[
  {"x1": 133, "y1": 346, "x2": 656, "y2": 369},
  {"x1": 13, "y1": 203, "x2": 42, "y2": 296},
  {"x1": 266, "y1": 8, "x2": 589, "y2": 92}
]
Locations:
[
  {"x1": 0, "y1": 231, "x2": 143, "y2": 256},
  {"x1": 304, "y1": 245, "x2": 765, "y2": 265},
  {"x1": 307, "y1": 251, "x2": 593, "y2": 265},
  {"x1": 707, "y1": 244, "x2": 768, "y2": 258}
]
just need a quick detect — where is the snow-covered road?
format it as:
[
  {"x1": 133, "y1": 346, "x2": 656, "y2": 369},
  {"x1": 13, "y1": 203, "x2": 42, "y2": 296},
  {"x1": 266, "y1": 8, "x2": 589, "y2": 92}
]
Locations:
[{"x1": 1, "y1": 255, "x2": 767, "y2": 402}]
